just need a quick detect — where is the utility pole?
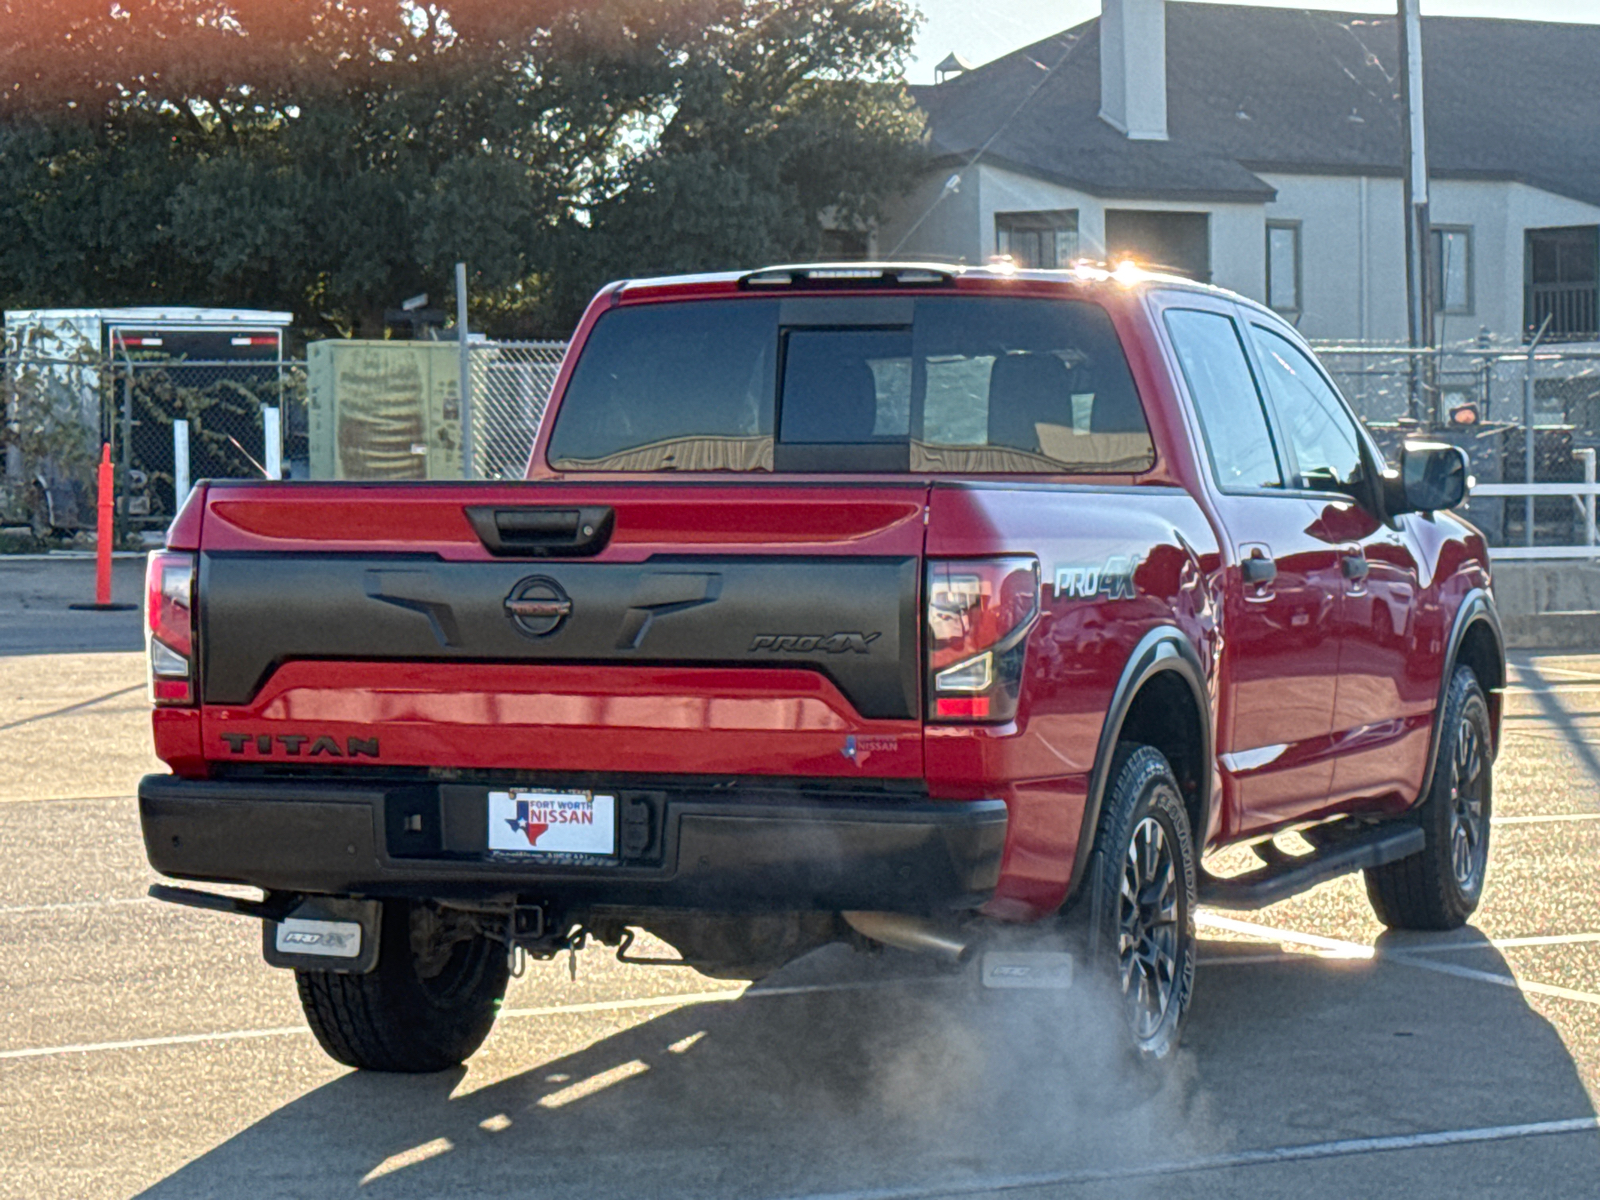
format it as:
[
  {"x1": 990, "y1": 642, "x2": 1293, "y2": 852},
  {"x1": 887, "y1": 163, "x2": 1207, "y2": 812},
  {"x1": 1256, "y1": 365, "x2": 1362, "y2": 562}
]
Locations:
[
  {"x1": 456, "y1": 262, "x2": 473, "y2": 479},
  {"x1": 1398, "y1": 0, "x2": 1434, "y2": 424}
]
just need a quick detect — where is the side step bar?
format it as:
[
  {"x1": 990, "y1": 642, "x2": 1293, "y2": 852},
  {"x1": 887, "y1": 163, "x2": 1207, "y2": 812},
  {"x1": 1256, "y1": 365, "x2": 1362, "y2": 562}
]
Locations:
[{"x1": 1198, "y1": 823, "x2": 1425, "y2": 910}]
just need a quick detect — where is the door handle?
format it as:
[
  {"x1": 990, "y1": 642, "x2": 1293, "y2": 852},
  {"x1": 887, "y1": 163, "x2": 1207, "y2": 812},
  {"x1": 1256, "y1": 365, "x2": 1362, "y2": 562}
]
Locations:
[
  {"x1": 1341, "y1": 554, "x2": 1370, "y2": 582},
  {"x1": 1241, "y1": 554, "x2": 1277, "y2": 585}
]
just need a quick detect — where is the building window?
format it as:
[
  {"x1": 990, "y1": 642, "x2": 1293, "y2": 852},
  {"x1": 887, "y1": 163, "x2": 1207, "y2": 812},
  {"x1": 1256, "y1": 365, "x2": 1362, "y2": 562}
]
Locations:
[
  {"x1": 1104, "y1": 210, "x2": 1211, "y2": 282},
  {"x1": 1266, "y1": 221, "x2": 1301, "y2": 314},
  {"x1": 995, "y1": 210, "x2": 1079, "y2": 268},
  {"x1": 1431, "y1": 226, "x2": 1473, "y2": 315},
  {"x1": 1525, "y1": 226, "x2": 1597, "y2": 340}
]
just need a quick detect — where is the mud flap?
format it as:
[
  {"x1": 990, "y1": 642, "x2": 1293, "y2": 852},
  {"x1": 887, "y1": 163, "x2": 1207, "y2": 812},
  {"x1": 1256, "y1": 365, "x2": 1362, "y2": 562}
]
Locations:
[
  {"x1": 979, "y1": 949, "x2": 1075, "y2": 990},
  {"x1": 263, "y1": 897, "x2": 381, "y2": 974}
]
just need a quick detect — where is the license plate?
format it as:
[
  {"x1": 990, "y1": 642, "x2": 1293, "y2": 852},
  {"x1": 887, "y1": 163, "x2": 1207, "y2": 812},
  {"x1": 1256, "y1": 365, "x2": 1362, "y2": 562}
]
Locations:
[{"x1": 487, "y1": 789, "x2": 616, "y2": 857}]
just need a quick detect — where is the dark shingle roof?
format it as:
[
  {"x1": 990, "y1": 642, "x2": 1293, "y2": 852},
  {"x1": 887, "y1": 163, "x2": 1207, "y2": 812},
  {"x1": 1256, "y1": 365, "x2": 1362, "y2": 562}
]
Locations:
[{"x1": 914, "y1": 4, "x2": 1600, "y2": 208}]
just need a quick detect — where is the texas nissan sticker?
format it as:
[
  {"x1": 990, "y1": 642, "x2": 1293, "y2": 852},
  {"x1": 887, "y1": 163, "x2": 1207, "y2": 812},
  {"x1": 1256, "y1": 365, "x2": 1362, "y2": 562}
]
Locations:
[{"x1": 488, "y1": 790, "x2": 616, "y2": 856}]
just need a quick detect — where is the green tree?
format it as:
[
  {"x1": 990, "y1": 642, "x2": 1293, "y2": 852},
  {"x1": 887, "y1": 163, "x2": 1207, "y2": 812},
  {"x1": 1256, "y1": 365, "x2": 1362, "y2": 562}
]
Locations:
[{"x1": 0, "y1": 0, "x2": 925, "y2": 336}]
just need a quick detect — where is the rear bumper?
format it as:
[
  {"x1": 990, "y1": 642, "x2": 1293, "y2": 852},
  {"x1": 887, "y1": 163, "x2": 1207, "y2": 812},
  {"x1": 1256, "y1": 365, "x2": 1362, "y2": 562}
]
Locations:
[{"x1": 138, "y1": 775, "x2": 1007, "y2": 914}]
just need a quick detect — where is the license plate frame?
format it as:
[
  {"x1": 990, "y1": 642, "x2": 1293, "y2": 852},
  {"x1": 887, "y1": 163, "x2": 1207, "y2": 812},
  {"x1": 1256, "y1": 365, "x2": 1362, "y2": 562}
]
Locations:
[{"x1": 487, "y1": 789, "x2": 617, "y2": 860}]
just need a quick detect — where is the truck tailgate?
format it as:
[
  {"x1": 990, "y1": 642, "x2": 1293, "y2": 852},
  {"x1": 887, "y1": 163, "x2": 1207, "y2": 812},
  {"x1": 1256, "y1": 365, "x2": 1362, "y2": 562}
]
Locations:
[{"x1": 193, "y1": 482, "x2": 927, "y2": 778}]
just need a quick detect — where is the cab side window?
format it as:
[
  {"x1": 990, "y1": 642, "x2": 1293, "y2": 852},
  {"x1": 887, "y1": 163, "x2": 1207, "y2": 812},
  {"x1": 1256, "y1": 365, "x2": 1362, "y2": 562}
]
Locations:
[
  {"x1": 1163, "y1": 308, "x2": 1283, "y2": 490},
  {"x1": 1250, "y1": 326, "x2": 1366, "y2": 493}
]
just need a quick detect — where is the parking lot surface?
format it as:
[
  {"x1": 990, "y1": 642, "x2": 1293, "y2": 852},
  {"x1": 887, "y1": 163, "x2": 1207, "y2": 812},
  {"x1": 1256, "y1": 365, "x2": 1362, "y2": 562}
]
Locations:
[{"x1": 1, "y1": 580, "x2": 1597, "y2": 1198}]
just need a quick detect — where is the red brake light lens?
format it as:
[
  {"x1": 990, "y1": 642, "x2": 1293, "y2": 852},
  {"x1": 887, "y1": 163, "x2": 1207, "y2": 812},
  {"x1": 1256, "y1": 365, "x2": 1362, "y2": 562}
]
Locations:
[
  {"x1": 146, "y1": 551, "x2": 196, "y2": 706},
  {"x1": 926, "y1": 557, "x2": 1040, "y2": 722}
]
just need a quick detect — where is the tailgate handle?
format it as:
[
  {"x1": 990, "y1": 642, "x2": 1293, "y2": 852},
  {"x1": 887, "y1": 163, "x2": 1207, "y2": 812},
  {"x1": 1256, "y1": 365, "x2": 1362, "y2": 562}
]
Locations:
[{"x1": 465, "y1": 506, "x2": 614, "y2": 557}]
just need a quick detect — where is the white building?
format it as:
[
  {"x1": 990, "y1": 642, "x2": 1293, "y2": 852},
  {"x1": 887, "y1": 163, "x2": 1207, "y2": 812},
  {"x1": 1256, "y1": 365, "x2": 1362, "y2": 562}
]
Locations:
[{"x1": 879, "y1": 0, "x2": 1600, "y2": 345}]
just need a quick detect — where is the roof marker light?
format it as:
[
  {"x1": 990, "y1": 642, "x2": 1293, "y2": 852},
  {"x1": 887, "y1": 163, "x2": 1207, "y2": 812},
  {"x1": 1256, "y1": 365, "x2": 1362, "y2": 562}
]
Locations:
[{"x1": 1113, "y1": 260, "x2": 1144, "y2": 285}]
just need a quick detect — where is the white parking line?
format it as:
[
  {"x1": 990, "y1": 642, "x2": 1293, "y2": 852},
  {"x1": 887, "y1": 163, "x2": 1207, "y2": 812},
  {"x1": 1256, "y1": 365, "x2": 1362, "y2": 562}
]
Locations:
[
  {"x1": 1195, "y1": 913, "x2": 1373, "y2": 958},
  {"x1": 0, "y1": 793, "x2": 134, "y2": 807},
  {"x1": 1195, "y1": 912, "x2": 1600, "y2": 1007},
  {"x1": 1402, "y1": 932, "x2": 1600, "y2": 953},
  {"x1": 0, "y1": 1026, "x2": 309, "y2": 1062},
  {"x1": 1492, "y1": 812, "x2": 1600, "y2": 825},
  {"x1": 501, "y1": 989, "x2": 744, "y2": 1020},
  {"x1": 1509, "y1": 661, "x2": 1600, "y2": 681},
  {"x1": 0, "y1": 976, "x2": 963, "y2": 1063},
  {"x1": 0, "y1": 684, "x2": 144, "y2": 733},
  {"x1": 766, "y1": 1117, "x2": 1600, "y2": 1200},
  {"x1": 0, "y1": 897, "x2": 152, "y2": 918},
  {"x1": 1397, "y1": 958, "x2": 1600, "y2": 1007},
  {"x1": 1201, "y1": 931, "x2": 1600, "y2": 965}
]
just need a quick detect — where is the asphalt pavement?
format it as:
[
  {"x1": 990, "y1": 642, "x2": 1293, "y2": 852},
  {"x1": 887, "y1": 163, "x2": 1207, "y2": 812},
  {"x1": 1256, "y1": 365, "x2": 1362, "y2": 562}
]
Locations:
[{"x1": 1, "y1": 567, "x2": 1597, "y2": 1199}]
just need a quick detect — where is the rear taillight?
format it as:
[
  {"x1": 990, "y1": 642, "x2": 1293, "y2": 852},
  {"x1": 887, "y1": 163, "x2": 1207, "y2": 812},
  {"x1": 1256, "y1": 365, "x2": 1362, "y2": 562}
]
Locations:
[
  {"x1": 146, "y1": 550, "x2": 196, "y2": 706},
  {"x1": 926, "y1": 557, "x2": 1040, "y2": 722}
]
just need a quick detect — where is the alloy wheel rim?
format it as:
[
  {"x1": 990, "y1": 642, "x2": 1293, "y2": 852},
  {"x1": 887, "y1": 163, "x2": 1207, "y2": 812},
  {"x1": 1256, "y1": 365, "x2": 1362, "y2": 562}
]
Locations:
[
  {"x1": 1448, "y1": 713, "x2": 1488, "y2": 890},
  {"x1": 1118, "y1": 815, "x2": 1180, "y2": 1041}
]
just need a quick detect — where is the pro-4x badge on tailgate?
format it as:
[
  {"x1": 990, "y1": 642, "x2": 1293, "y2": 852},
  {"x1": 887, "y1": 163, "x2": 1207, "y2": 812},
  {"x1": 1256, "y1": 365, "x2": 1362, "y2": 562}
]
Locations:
[{"x1": 749, "y1": 632, "x2": 880, "y2": 653}]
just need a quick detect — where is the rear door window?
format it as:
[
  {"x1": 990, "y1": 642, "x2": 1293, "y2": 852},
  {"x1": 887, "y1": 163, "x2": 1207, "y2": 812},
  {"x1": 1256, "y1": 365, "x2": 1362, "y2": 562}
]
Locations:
[{"x1": 548, "y1": 296, "x2": 1153, "y2": 473}]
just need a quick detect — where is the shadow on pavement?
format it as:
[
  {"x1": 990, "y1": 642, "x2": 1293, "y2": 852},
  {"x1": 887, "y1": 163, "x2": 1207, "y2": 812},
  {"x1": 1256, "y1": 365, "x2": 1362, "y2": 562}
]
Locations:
[
  {"x1": 137, "y1": 933, "x2": 1599, "y2": 1200},
  {"x1": 1508, "y1": 658, "x2": 1600, "y2": 791}
]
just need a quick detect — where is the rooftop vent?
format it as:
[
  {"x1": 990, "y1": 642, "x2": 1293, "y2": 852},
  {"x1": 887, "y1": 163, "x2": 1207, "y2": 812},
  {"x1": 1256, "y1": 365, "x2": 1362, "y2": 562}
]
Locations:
[{"x1": 936, "y1": 52, "x2": 974, "y2": 84}]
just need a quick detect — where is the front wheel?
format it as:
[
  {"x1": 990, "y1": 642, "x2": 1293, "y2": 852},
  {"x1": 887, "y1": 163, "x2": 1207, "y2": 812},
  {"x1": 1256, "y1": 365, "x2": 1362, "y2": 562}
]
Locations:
[
  {"x1": 1082, "y1": 744, "x2": 1198, "y2": 1063},
  {"x1": 296, "y1": 899, "x2": 510, "y2": 1073},
  {"x1": 1365, "y1": 666, "x2": 1494, "y2": 930}
]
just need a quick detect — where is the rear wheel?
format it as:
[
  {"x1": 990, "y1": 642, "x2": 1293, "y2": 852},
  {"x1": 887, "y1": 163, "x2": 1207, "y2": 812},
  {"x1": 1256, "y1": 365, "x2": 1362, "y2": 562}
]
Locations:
[
  {"x1": 1083, "y1": 744, "x2": 1197, "y2": 1063},
  {"x1": 1365, "y1": 666, "x2": 1493, "y2": 930},
  {"x1": 295, "y1": 899, "x2": 509, "y2": 1073}
]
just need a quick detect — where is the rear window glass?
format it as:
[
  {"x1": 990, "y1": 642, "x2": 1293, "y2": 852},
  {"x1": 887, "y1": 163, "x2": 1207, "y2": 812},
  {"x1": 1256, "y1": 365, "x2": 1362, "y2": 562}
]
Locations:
[{"x1": 546, "y1": 296, "x2": 1153, "y2": 473}]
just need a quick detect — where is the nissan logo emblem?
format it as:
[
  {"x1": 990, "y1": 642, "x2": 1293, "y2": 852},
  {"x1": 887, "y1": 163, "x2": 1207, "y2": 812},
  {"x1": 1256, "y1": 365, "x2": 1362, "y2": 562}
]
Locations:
[{"x1": 504, "y1": 576, "x2": 572, "y2": 638}]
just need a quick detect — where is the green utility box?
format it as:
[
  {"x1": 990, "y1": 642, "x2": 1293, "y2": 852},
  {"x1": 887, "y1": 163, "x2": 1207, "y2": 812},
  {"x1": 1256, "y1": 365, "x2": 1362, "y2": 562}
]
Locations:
[{"x1": 307, "y1": 341, "x2": 464, "y2": 480}]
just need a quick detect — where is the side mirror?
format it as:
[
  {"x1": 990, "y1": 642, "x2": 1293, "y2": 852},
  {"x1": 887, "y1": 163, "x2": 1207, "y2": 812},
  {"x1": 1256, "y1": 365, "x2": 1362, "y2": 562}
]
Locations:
[{"x1": 1385, "y1": 442, "x2": 1470, "y2": 515}]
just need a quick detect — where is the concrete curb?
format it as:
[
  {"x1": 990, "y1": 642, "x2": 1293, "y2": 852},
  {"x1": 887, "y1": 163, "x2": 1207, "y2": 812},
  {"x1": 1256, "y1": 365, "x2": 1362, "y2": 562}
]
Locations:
[
  {"x1": 0, "y1": 552, "x2": 148, "y2": 562},
  {"x1": 1502, "y1": 612, "x2": 1600, "y2": 651}
]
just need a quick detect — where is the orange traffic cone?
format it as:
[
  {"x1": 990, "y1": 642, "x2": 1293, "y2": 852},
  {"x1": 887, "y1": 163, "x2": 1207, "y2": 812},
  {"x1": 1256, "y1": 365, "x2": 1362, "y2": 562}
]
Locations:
[{"x1": 69, "y1": 444, "x2": 137, "y2": 612}]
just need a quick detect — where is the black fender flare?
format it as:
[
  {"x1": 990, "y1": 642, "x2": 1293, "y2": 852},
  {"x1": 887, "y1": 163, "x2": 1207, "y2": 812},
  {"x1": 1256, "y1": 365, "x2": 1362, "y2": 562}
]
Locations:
[
  {"x1": 1063, "y1": 625, "x2": 1215, "y2": 904},
  {"x1": 1415, "y1": 588, "x2": 1505, "y2": 807}
]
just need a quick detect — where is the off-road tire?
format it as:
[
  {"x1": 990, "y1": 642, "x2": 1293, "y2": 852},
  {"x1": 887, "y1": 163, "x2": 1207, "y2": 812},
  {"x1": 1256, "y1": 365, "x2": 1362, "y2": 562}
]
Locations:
[
  {"x1": 1083, "y1": 743, "x2": 1198, "y2": 1063},
  {"x1": 1365, "y1": 666, "x2": 1493, "y2": 930},
  {"x1": 295, "y1": 900, "x2": 509, "y2": 1073}
]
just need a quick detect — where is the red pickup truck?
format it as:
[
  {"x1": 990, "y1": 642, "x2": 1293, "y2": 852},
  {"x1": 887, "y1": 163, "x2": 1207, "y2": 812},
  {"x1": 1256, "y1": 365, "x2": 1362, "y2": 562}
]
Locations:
[{"x1": 139, "y1": 263, "x2": 1503, "y2": 1073}]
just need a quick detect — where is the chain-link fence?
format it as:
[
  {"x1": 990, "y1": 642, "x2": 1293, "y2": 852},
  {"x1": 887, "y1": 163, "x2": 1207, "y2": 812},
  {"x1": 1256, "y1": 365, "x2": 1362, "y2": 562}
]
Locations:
[
  {"x1": 14, "y1": 329, "x2": 1600, "y2": 556},
  {"x1": 2, "y1": 352, "x2": 105, "y2": 535},
  {"x1": 113, "y1": 358, "x2": 308, "y2": 526},
  {"x1": 469, "y1": 340, "x2": 566, "y2": 479},
  {"x1": 2, "y1": 351, "x2": 308, "y2": 537},
  {"x1": 1315, "y1": 340, "x2": 1600, "y2": 554},
  {"x1": 4, "y1": 337, "x2": 565, "y2": 537}
]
